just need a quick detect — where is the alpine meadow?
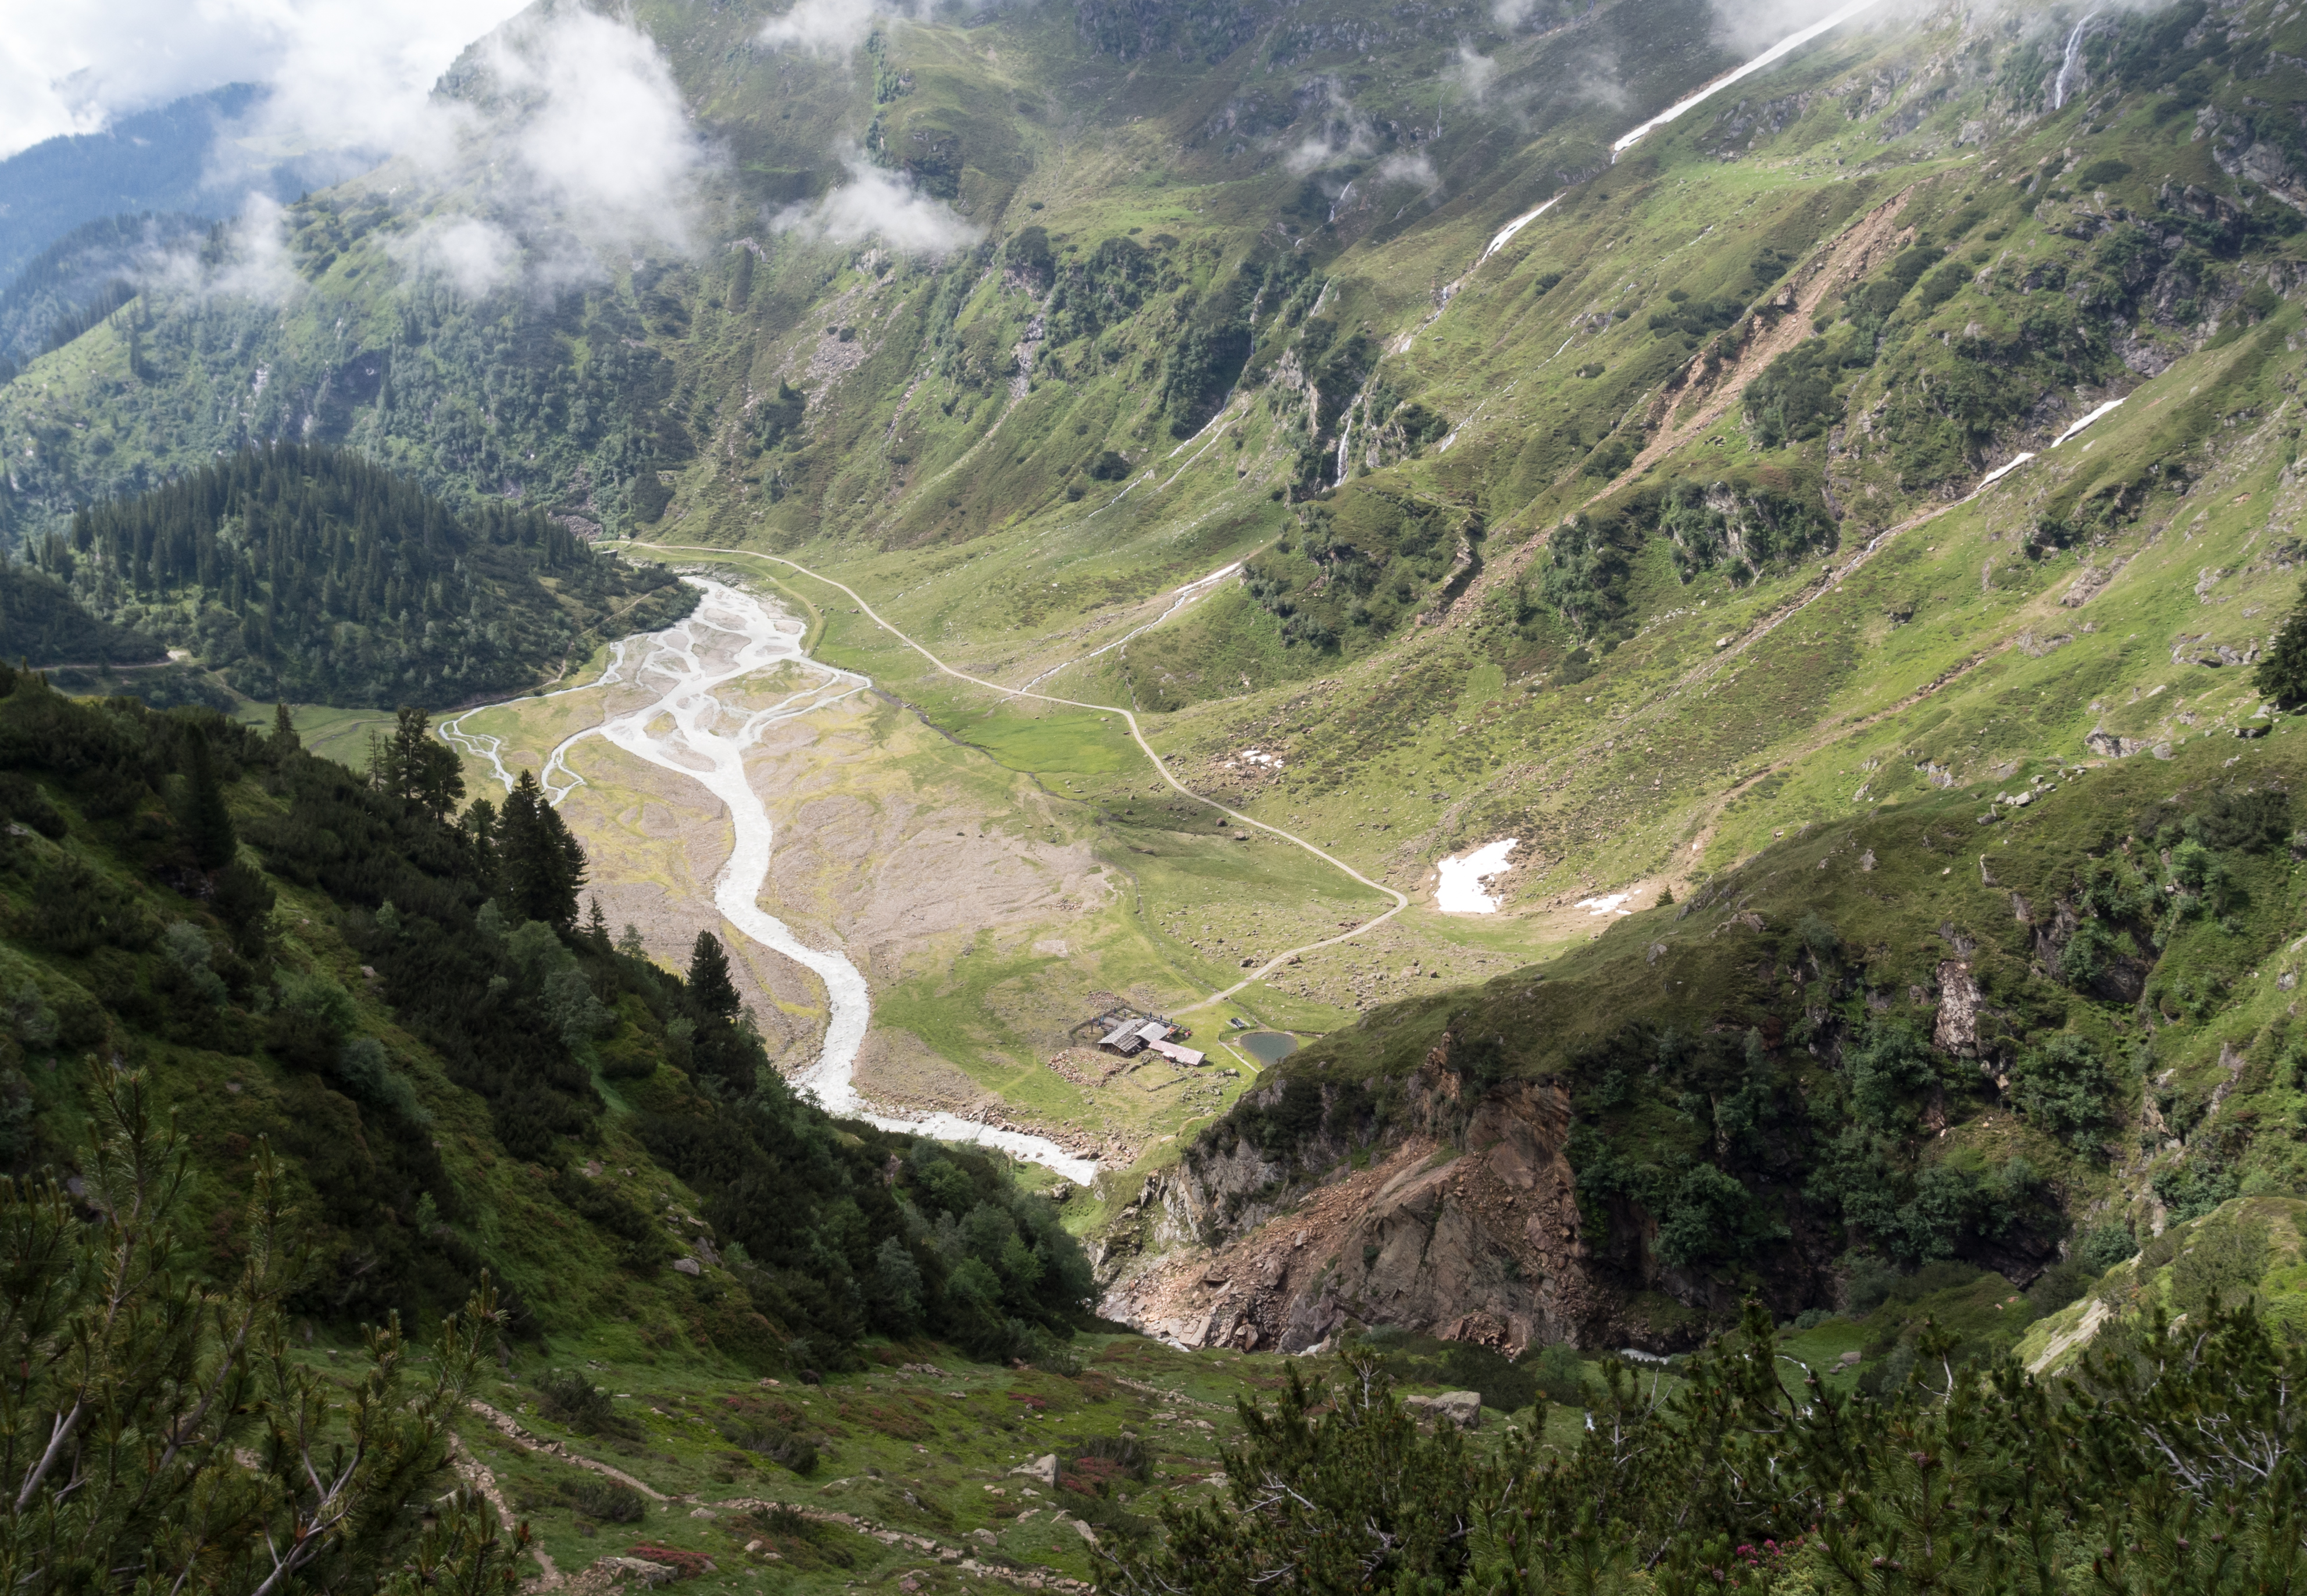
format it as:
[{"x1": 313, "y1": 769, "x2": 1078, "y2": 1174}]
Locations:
[{"x1": 3, "y1": 0, "x2": 2307, "y2": 1590}]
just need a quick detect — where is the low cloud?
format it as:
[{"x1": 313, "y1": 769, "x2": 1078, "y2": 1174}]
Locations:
[
  {"x1": 391, "y1": 216, "x2": 523, "y2": 297},
  {"x1": 0, "y1": 0, "x2": 530, "y2": 163},
  {"x1": 1283, "y1": 118, "x2": 1377, "y2": 176},
  {"x1": 1444, "y1": 44, "x2": 1501, "y2": 103},
  {"x1": 1564, "y1": 45, "x2": 1633, "y2": 112},
  {"x1": 134, "y1": 193, "x2": 301, "y2": 305},
  {"x1": 1375, "y1": 153, "x2": 1439, "y2": 188},
  {"x1": 772, "y1": 159, "x2": 981, "y2": 253},
  {"x1": 759, "y1": 0, "x2": 897, "y2": 53},
  {"x1": 458, "y1": 9, "x2": 710, "y2": 255}
]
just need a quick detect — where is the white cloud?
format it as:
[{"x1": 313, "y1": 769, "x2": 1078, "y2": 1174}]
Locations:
[
  {"x1": 759, "y1": 0, "x2": 897, "y2": 55},
  {"x1": 390, "y1": 215, "x2": 522, "y2": 296},
  {"x1": 1375, "y1": 153, "x2": 1438, "y2": 188},
  {"x1": 770, "y1": 158, "x2": 980, "y2": 253},
  {"x1": 456, "y1": 9, "x2": 709, "y2": 254},
  {"x1": 137, "y1": 192, "x2": 301, "y2": 304},
  {"x1": 1565, "y1": 46, "x2": 1633, "y2": 112},
  {"x1": 0, "y1": 4, "x2": 708, "y2": 297},
  {"x1": 1444, "y1": 44, "x2": 1500, "y2": 103},
  {"x1": 0, "y1": 0, "x2": 530, "y2": 163},
  {"x1": 1284, "y1": 122, "x2": 1375, "y2": 175}
]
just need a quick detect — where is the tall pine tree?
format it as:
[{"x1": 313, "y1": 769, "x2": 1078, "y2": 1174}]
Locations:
[
  {"x1": 688, "y1": 931, "x2": 740, "y2": 1021},
  {"x1": 2254, "y1": 578, "x2": 2307, "y2": 706},
  {"x1": 684, "y1": 930, "x2": 756, "y2": 1091},
  {"x1": 376, "y1": 706, "x2": 465, "y2": 820},
  {"x1": 495, "y1": 770, "x2": 584, "y2": 929},
  {"x1": 180, "y1": 722, "x2": 236, "y2": 870}
]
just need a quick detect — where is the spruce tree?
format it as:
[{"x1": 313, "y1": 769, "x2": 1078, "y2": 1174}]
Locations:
[
  {"x1": 497, "y1": 771, "x2": 584, "y2": 928},
  {"x1": 271, "y1": 701, "x2": 299, "y2": 751},
  {"x1": 2254, "y1": 578, "x2": 2307, "y2": 706},
  {"x1": 381, "y1": 705, "x2": 465, "y2": 820},
  {"x1": 180, "y1": 722, "x2": 237, "y2": 870},
  {"x1": 688, "y1": 931, "x2": 741, "y2": 1022},
  {"x1": 585, "y1": 897, "x2": 610, "y2": 950}
]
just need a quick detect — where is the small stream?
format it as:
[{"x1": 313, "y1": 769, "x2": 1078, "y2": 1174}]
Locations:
[{"x1": 441, "y1": 576, "x2": 1101, "y2": 1184}]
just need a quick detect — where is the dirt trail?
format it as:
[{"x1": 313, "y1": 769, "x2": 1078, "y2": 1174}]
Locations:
[
  {"x1": 631, "y1": 543, "x2": 1412, "y2": 1011},
  {"x1": 467, "y1": 1399, "x2": 672, "y2": 1500},
  {"x1": 448, "y1": 1431, "x2": 562, "y2": 1588}
]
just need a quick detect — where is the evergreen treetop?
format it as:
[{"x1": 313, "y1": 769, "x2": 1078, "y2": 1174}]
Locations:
[
  {"x1": 687, "y1": 930, "x2": 740, "y2": 1022},
  {"x1": 2253, "y1": 579, "x2": 2307, "y2": 708}
]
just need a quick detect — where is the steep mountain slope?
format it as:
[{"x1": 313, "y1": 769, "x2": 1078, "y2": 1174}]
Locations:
[
  {"x1": 0, "y1": 669, "x2": 1094, "y2": 1365},
  {"x1": 0, "y1": 212, "x2": 213, "y2": 373},
  {"x1": 1102, "y1": 731, "x2": 2307, "y2": 1348}
]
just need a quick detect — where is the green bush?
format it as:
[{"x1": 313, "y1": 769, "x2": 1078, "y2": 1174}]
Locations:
[
  {"x1": 1519, "y1": 1343, "x2": 1590, "y2": 1407},
  {"x1": 2010, "y1": 1033, "x2": 2121, "y2": 1149},
  {"x1": 2076, "y1": 1220, "x2": 2137, "y2": 1274},
  {"x1": 718, "y1": 1414, "x2": 819, "y2": 1475},
  {"x1": 2171, "y1": 1213, "x2": 2271, "y2": 1319},
  {"x1": 2024, "y1": 1258, "x2": 2090, "y2": 1316},
  {"x1": 1845, "y1": 1019, "x2": 1942, "y2": 1132},
  {"x1": 1744, "y1": 338, "x2": 1844, "y2": 447},
  {"x1": 1438, "y1": 1341, "x2": 1537, "y2": 1414},
  {"x1": 570, "y1": 1479, "x2": 646, "y2": 1524},
  {"x1": 536, "y1": 1370, "x2": 619, "y2": 1437}
]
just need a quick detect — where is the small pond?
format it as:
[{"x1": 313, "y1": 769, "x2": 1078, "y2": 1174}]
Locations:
[{"x1": 1241, "y1": 1032, "x2": 1299, "y2": 1065}]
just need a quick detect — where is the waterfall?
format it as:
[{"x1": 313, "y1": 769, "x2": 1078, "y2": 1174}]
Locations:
[{"x1": 2052, "y1": 12, "x2": 2098, "y2": 111}]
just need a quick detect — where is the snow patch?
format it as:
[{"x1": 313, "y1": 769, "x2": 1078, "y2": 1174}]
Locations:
[{"x1": 1436, "y1": 840, "x2": 1518, "y2": 913}]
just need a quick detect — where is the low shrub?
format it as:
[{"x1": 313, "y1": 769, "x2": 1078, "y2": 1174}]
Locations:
[
  {"x1": 537, "y1": 1370, "x2": 619, "y2": 1437},
  {"x1": 571, "y1": 1479, "x2": 645, "y2": 1524}
]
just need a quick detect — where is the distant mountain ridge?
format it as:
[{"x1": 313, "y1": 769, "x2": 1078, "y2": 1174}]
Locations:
[{"x1": 0, "y1": 83, "x2": 372, "y2": 287}]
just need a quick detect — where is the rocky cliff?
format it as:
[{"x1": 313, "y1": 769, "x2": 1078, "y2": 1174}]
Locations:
[{"x1": 1099, "y1": 1039, "x2": 1715, "y2": 1354}]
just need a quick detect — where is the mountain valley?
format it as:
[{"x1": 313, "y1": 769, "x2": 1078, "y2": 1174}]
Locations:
[{"x1": 4, "y1": 0, "x2": 2307, "y2": 1588}]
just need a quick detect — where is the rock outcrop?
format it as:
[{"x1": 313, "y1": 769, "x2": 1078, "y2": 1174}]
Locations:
[{"x1": 1098, "y1": 1040, "x2": 1710, "y2": 1354}]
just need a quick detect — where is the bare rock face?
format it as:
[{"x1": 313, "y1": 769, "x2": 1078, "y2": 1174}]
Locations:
[
  {"x1": 1402, "y1": 1391, "x2": 1483, "y2": 1430},
  {"x1": 1099, "y1": 1042, "x2": 1681, "y2": 1355},
  {"x1": 1933, "y1": 960, "x2": 1981, "y2": 1055}
]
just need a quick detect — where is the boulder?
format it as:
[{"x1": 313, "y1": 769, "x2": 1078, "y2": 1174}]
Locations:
[
  {"x1": 598, "y1": 1558, "x2": 679, "y2": 1587},
  {"x1": 1404, "y1": 1391, "x2": 1482, "y2": 1430},
  {"x1": 1010, "y1": 1453, "x2": 1058, "y2": 1485}
]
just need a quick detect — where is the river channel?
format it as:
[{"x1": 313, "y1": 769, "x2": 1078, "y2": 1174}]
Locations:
[{"x1": 441, "y1": 575, "x2": 1101, "y2": 1184}]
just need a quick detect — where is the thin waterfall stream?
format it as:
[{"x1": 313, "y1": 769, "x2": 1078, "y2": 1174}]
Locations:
[{"x1": 2053, "y1": 12, "x2": 2098, "y2": 110}]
